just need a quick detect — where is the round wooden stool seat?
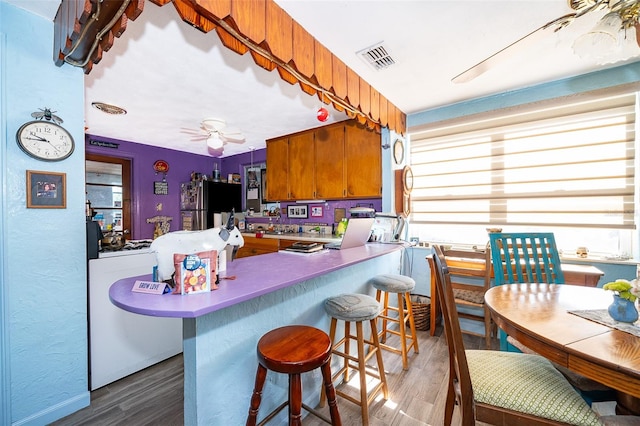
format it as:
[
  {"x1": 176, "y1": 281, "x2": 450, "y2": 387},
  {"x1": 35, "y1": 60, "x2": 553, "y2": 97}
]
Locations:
[
  {"x1": 247, "y1": 325, "x2": 342, "y2": 426},
  {"x1": 258, "y1": 325, "x2": 332, "y2": 374},
  {"x1": 368, "y1": 274, "x2": 419, "y2": 370}
]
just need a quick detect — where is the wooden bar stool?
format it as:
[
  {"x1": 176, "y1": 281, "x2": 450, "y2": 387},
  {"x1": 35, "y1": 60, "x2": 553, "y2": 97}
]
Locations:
[
  {"x1": 369, "y1": 274, "x2": 419, "y2": 370},
  {"x1": 246, "y1": 325, "x2": 342, "y2": 426},
  {"x1": 321, "y1": 294, "x2": 388, "y2": 426}
]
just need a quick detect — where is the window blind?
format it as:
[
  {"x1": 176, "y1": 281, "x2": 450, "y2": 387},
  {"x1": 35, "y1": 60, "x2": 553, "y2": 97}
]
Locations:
[{"x1": 409, "y1": 93, "x2": 636, "y2": 230}]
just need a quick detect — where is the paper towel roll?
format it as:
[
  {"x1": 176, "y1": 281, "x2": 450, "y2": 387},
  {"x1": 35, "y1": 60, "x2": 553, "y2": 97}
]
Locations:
[
  {"x1": 218, "y1": 248, "x2": 227, "y2": 272},
  {"x1": 213, "y1": 213, "x2": 222, "y2": 228}
]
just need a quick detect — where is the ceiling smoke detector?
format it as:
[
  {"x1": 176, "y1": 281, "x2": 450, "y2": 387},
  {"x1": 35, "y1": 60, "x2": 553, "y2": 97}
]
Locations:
[
  {"x1": 357, "y1": 42, "x2": 396, "y2": 71},
  {"x1": 91, "y1": 102, "x2": 127, "y2": 115}
]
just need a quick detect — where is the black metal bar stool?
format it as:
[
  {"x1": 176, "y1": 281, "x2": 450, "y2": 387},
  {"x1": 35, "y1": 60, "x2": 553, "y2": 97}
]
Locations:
[
  {"x1": 369, "y1": 274, "x2": 419, "y2": 370},
  {"x1": 246, "y1": 325, "x2": 342, "y2": 426},
  {"x1": 321, "y1": 293, "x2": 388, "y2": 425}
]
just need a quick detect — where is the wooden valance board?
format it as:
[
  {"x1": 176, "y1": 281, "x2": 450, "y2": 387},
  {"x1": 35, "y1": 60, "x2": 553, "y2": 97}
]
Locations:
[{"x1": 52, "y1": 0, "x2": 406, "y2": 136}]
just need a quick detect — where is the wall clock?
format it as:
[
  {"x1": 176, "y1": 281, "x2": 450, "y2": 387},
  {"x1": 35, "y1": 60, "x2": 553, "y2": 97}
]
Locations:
[
  {"x1": 393, "y1": 138, "x2": 404, "y2": 165},
  {"x1": 16, "y1": 113, "x2": 75, "y2": 161}
]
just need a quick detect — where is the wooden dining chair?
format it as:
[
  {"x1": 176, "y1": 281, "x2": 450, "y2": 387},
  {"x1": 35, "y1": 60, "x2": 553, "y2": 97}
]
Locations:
[
  {"x1": 430, "y1": 246, "x2": 603, "y2": 426},
  {"x1": 439, "y1": 244, "x2": 494, "y2": 349}
]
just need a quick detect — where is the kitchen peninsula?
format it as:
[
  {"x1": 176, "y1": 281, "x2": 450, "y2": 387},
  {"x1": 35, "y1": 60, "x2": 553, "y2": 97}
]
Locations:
[{"x1": 110, "y1": 242, "x2": 405, "y2": 425}]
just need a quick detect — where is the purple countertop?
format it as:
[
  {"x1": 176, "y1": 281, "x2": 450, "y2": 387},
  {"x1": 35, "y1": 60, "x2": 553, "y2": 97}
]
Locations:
[{"x1": 109, "y1": 243, "x2": 404, "y2": 318}]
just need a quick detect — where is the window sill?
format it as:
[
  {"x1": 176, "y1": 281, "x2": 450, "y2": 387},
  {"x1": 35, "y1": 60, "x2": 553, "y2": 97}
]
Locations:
[{"x1": 560, "y1": 254, "x2": 639, "y2": 266}]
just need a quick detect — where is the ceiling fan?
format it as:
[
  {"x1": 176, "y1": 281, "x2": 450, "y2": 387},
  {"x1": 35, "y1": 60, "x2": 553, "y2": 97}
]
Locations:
[
  {"x1": 452, "y1": 0, "x2": 640, "y2": 84},
  {"x1": 181, "y1": 118, "x2": 246, "y2": 154}
]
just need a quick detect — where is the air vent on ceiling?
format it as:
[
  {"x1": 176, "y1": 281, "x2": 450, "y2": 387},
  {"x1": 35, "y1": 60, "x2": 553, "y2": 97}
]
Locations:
[
  {"x1": 91, "y1": 102, "x2": 127, "y2": 115},
  {"x1": 357, "y1": 42, "x2": 396, "y2": 71}
]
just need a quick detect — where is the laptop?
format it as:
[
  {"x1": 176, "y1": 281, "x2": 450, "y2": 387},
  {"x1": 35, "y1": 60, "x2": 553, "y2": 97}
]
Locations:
[{"x1": 325, "y1": 218, "x2": 374, "y2": 250}]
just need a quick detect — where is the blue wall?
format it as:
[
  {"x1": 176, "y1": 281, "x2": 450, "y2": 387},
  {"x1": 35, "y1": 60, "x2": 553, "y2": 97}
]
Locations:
[
  {"x1": 408, "y1": 63, "x2": 640, "y2": 127},
  {"x1": 1, "y1": 2, "x2": 89, "y2": 424},
  {"x1": 1, "y1": 1, "x2": 639, "y2": 424}
]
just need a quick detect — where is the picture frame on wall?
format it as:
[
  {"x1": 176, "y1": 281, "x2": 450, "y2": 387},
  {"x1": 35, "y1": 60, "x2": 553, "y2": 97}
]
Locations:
[
  {"x1": 310, "y1": 205, "x2": 323, "y2": 217},
  {"x1": 26, "y1": 170, "x2": 66, "y2": 209},
  {"x1": 287, "y1": 204, "x2": 308, "y2": 219}
]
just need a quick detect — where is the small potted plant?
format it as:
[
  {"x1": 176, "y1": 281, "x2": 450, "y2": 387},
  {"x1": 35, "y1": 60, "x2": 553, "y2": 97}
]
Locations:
[{"x1": 603, "y1": 279, "x2": 639, "y2": 323}]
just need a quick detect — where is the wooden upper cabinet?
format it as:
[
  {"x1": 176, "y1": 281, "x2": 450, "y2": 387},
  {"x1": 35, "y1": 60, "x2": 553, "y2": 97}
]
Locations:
[
  {"x1": 288, "y1": 132, "x2": 315, "y2": 199},
  {"x1": 265, "y1": 136, "x2": 289, "y2": 201},
  {"x1": 266, "y1": 120, "x2": 380, "y2": 201},
  {"x1": 345, "y1": 122, "x2": 382, "y2": 198},
  {"x1": 315, "y1": 125, "x2": 345, "y2": 199}
]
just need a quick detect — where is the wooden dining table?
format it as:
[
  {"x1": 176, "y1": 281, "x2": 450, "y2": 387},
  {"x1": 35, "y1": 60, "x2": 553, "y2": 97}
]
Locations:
[
  {"x1": 429, "y1": 261, "x2": 604, "y2": 334},
  {"x1": 485, "y1": 283, "x2": 640, "y2": 413}
]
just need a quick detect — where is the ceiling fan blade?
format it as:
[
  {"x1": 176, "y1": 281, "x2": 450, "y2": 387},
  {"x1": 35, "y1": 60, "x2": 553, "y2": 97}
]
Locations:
[
  {"x1": 452, "y1": 13, "x2": 576, "y2": 84},
  {"x1": 180, "y1": 127, "x2": 206, "y2": 135},
  {"x1": 222, "y1": 136, "x2": 245, "y2": 144},
  {"x1": 220, "y1": 130, "x2": 245, "y2": 143}
]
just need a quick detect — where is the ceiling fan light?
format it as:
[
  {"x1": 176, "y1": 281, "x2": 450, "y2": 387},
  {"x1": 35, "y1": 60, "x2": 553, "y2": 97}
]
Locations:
[
  {"x1": 572, "y1": 13, "x2": 622, "y2": 61},
  {"x1": 206, "y1": 133, "x2": 224, "y2": 150}
]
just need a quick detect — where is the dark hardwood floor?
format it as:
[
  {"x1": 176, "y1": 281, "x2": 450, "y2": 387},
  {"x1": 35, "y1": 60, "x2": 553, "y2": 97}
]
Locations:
[{"x1": 49, "y1": 326, "x2": 614, "y2": 425}]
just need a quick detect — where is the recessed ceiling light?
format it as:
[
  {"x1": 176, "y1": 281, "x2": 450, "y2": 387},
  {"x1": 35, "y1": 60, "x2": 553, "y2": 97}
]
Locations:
[{"x1": 91, "y1": 102, "x2": 127, "y2": 115}]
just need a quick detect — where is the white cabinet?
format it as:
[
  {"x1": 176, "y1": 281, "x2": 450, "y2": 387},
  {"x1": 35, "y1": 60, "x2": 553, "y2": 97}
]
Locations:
[{"x1": 89, "y1": 251, "x2": 182, "y2": 390}]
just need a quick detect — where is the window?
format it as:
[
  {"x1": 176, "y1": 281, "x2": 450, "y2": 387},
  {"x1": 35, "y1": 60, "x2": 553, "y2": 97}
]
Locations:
[
  {"x1": 86, "y1": 154, "x2": 132, "y2": 235},
  {"x1": 409, "y1": 92, "x2": 637, "y2": 259}
]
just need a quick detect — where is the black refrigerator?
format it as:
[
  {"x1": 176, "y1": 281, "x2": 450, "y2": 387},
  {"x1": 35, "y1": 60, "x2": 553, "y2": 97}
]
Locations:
[{"x1": 180, "y1": 180, "x2": 242, "y2": 230}]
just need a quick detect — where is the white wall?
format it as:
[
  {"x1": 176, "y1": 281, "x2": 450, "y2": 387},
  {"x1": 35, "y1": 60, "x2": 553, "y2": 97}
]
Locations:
[{"x1": 1, "y1": 2, "x2": 89, "y2": 424}]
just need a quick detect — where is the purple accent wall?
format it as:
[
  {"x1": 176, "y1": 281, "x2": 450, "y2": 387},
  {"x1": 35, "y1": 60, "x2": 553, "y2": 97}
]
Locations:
[
  {"x1": 86, "y1": 135, "x2": 221, "y2": 240},
  {"x1": 86, "y1": 137, "x2": 382, "y2": 237}
]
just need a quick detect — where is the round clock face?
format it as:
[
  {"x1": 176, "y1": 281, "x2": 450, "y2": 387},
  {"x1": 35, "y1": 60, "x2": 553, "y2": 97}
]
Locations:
[
  {"x1": 402, "y1": 165, "x2": 414, "y2": 194},
  {"x1": 393, "y1": 139, "x2": 404, "y2": 165},
  {"x1": 16, "y1": 120, "x2": 75, "y2": 161}
]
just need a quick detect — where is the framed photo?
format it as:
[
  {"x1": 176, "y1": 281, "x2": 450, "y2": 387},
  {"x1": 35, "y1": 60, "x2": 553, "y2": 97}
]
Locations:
[
  {"x1": 27, "y1": 170, "x2": 66, "y2": 209},
  {"x1": 287, "y1": 204, "x2": 308, "y2": 219},
  {"x1": 310, "y1": 205, "x2": 323, "y2": 217}
]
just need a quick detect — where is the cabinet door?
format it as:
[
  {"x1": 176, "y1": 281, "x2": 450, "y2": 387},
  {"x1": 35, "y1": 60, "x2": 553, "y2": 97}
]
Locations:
[
  {"x1": 266, "y1": 137, "x2": 289, "y2": 201},
  {"x1": 315, "y1": 125, "x2": 345, "y2": 199},
  {"x1": 345, "y1": 123, "x2": 382, "y2": 197},
  {"x1": 236, "y1": 236, "x2": 279, "y2": 258},
  {"x1": 288, "y1": 132, "x2": 315, "y2": 200}
]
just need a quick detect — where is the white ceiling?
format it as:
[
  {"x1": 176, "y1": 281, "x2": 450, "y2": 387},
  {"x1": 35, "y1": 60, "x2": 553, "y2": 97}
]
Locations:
[{"x1": 8, "y1": 0, "x2": 640, "y2": 157}]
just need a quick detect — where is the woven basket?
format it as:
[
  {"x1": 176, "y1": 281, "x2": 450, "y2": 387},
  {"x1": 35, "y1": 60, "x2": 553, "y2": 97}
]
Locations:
[{"x1": 408, "y1": 294, "x2": 431, "y2": 331}]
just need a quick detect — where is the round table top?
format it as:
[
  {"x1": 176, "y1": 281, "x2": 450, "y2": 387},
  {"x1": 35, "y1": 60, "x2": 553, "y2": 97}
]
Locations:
[{"x1": 485, "y1": 283, "x2": 640, "y2": 399}]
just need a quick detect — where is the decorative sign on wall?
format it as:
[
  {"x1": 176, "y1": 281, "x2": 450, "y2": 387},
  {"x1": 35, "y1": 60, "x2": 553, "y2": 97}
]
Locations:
[
  {"x1": 89, "y1": 139, "x2": 119, "y2": 149},
  {"x1": 153, "y1": 160, "x2": 169, "y2": 195},
  {"x1": 154, "y1": 181, "x2": 169, "y2": 195}
]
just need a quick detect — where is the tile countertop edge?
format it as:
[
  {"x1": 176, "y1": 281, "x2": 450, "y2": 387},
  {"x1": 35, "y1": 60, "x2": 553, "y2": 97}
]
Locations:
[{"x1": 109, "y1": 243, "x2": 404, "y2": 318}]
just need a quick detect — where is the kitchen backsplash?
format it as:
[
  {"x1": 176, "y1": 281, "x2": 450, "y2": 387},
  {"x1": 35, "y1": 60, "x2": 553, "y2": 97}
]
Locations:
[{"x1": 243, "y1": 198, "x2": 382, "y2": 233}]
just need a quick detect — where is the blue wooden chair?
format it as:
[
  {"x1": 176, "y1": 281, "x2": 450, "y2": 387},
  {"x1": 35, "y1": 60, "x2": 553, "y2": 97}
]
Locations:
[
  {"x1": 488, "y1": 232, "x2": 564, "y2": 351},
  {"x1": 489, "y1": 232, "x2": 564, "y2": 287}
]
